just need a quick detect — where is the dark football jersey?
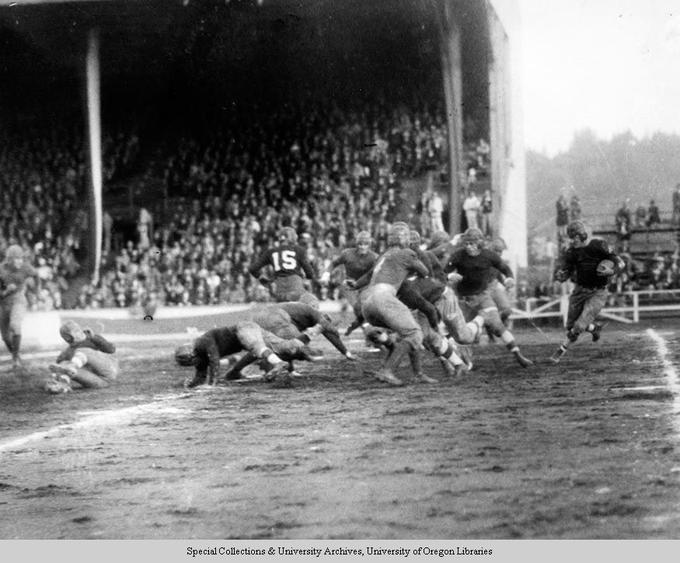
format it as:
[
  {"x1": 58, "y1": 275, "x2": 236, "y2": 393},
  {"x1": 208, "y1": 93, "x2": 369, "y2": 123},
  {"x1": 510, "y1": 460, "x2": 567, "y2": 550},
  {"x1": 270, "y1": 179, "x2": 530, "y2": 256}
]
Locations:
[
  {"x1": 249, "y1": 243, "x2": 314, "y2": 279},
  {"x1": 559, "y1": 239, "x2": 618, "y2": 289}
]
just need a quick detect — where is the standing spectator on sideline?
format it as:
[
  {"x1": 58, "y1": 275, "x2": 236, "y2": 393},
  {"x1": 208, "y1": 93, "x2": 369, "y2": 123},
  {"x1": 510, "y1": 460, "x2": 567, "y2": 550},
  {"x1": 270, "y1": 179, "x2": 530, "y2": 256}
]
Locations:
[
  {"x1": 615, "y1": 200, "x2": 632, "y2": 247},
  {"x1": 427, "y1": 190, "x2": 445, "y2": 235},
  {"x1": 137, "y1": 207, "x2": 153, "y2": 251},
  {"x1": 569, "y1": 194, "x2": 582, "y2": 221},
  {"x1": 0, "y1": 245, "x2": 38, "y2": 371},
  {"x1": 480, "y1": 189, "x2": 493, "y2": 236},
  {"x1": 103, "y1": 210, "x2": 113, "y2": 255},
  {"x1": 672, "y1": 184, "x2": 680, "y2": 226},
  {"x1": 634, "y1": 203, "x2": 647, "y2": 229},
  {"x1": 556, "y1": 194, "x2": 569, "y2": 243},
  {"x1": 463, "y1": 191, "x2": 481, "y2": 231},
  {"x1": 647, "y1": 199, "x2": 661, "y2": 228}
]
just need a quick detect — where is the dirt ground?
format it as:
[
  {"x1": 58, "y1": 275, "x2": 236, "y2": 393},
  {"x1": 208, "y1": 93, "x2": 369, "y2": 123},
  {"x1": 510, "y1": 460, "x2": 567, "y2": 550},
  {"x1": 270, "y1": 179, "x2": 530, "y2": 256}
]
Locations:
[{"x1": 1, "y1": 315, "x2": 680, "y2": 540}]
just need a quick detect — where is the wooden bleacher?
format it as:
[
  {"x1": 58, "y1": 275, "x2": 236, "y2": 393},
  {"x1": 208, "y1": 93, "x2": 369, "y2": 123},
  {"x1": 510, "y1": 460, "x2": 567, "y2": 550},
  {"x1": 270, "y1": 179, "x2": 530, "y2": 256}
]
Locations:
[{"x1": 592, "y1": 224, "x2": 679, "y2": 259}]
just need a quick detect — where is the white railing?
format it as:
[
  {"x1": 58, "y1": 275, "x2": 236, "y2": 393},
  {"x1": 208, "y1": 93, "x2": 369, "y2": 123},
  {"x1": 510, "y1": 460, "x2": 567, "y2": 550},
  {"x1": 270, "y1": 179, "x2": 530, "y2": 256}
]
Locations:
[{"x1": 510, "y1": 289, "x2": 680, "y2": 326}]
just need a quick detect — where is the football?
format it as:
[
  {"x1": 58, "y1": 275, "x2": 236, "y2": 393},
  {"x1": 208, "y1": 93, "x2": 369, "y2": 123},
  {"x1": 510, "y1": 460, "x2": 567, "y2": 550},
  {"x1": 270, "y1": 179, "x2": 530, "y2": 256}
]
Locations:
[{"x1": 596, "y1": 259, "x2": 616, "y2": 277}]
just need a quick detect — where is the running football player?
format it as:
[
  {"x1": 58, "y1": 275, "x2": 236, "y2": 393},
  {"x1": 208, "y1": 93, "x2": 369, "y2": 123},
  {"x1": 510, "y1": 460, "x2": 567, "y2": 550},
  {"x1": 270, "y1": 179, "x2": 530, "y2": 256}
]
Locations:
[
  {"x1": 550, "y1": 220, "x2": 623, "y2": 364},
  {"x1": 444, "y1": 228, "x2": 533, "y2": 368},
  {"x1": 0, "y1": 245, "x2": 38, "y2": 371}
]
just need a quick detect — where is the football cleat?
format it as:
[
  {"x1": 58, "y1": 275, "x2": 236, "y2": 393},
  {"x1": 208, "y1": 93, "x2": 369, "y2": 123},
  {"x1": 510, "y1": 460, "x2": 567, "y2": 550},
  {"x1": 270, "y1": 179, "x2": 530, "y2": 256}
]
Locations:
[
  {"x1": 438, "y1": 357, "x2": 458, "y2": 377},
  {"x1": 513, "y1": 350, "x2": 534, "y2": 368},
  {"x1": 414, "y1": 372, "x2": 438, "y2": 384},
  {"x1": 263, "y1": 362, "x2": 289, "y2": 382},
  {"x1": 549, "y1": 347, "x2": 566, "y2": 365},
  {"x1": 591, "y1": 323, "x2": 603, "y2": 342},
  {"x1": 373, "y1": 368, "x2": 404, "y2": 386},
  {"x1": 184, "y1": 373, "x2": 207, "y2": 389},
  {"x1": 458, "y1": 345, "x2": 474, "y2": 370},
  {"x1": 299, "y1": 346, "x2": 323, "y2": 362}
]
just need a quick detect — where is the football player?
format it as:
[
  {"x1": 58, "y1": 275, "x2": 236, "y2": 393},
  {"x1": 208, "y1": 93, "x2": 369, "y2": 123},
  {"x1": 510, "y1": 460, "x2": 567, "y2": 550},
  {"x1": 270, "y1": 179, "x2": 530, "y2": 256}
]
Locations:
[
  {"x1": 0, "y1": 245, "x2": 38, "y2": 371},
  {"x1": 249, "y1": 226, "x2": 319, "y2": 308},
  {"x1": 222, "y1": 301, "x2": 356, "y2": 380},
  {"x1": 319, "y1": 231, "x2": 378, "y2": 336},
  {"x1": 352, "y1": 222, "x2": 465, "y2": 386},
  {"x1": 550, "y1": 220, "x2": 623, "y2": 364},
  {"x1": 175, "y1": 321, "x2": 321, "y2": 388},
  {"x1": 444, "y1": 228, "x2": 533, "y2": 368},
  {"x1": 47, "y1": 321, "x2": 118, "y2": 392}
]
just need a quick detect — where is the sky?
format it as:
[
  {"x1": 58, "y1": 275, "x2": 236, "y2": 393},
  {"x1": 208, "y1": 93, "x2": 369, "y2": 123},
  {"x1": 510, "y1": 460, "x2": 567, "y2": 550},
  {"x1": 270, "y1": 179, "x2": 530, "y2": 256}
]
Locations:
[{"x1": 518, "y1": 0, "x2": 680, "y2": 155}]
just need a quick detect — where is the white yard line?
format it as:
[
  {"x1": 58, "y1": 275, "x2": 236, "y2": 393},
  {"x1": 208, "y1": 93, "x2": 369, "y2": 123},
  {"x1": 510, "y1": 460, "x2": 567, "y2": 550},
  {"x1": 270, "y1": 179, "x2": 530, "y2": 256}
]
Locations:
[
  {"x1": 646, "y1": 328, "x2": 680, "y2": 418},
  {"x1": 0, "y1": 393, "x2": 191, "y2": 455}
]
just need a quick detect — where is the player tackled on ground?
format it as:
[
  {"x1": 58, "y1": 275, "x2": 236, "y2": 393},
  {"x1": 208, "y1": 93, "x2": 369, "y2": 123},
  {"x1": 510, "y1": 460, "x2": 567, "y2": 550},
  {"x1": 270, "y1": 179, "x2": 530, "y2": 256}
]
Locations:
[
  {"x1": 224, "y1": 301, "x2": 356, "y2": 380},
  {"x1": 444, "y1": 228, "x2": 533, "y2": 368},
  {"x1": 550, "y1": 220, "x2": 623, "y2": 364},
  {"x1": 175, "y1": 321, "x2": 321, "y2": 388},
  {"x1": 46, "y1": 321, "x2": 118, "y2": 393},
  {"x1": 0, "y1": 245, "x2": 38, "y2": 372},
  {"x1": 249, "y1": 226, "x2": 319, "y2": 308}
]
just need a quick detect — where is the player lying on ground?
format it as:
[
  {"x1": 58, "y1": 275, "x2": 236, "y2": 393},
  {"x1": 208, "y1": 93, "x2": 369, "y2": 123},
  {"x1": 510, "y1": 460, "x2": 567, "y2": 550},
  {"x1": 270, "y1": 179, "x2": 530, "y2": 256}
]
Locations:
[
  {"x1": 550, "y1": 220, "x2": 624, "y2": 364},
  {"x1": 224, "y1": 301, "x2": 356, "y2": 380},
  {"x1": 46, "y1": 320, "x2": 119, "y2": 393},
  {"x1": 0, "y1": 244, "x2": 38, "y2": 372},
  {"x1": 175, "y1": 321, "x2": 322, "y2": 388},
  {"x1": 249, "y1": 226, "x2": 319, "y2": 308},
  {"x1": 444, "y1": 228, "x2": 533, "y2": 368}
]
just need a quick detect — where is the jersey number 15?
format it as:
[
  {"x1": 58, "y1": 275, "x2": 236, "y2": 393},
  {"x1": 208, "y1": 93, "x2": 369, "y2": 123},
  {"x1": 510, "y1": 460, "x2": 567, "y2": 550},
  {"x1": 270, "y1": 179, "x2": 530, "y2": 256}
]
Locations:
[{"x1": 272, "y1": 250, "x2": 297, "y2": 271}]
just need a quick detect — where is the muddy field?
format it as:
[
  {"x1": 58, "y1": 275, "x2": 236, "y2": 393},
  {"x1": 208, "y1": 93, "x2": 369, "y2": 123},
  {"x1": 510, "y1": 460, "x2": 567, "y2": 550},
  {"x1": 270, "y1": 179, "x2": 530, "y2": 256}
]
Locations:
[{"x1": 1, "y1": 314, "x2": 680, "y2": 540}]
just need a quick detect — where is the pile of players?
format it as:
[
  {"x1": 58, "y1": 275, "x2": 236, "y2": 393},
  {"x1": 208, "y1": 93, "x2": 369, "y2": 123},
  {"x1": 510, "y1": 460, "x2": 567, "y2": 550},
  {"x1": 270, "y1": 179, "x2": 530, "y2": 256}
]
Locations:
[{"x1": 174, "y1": 218, "x2": 623, "y2": 387}]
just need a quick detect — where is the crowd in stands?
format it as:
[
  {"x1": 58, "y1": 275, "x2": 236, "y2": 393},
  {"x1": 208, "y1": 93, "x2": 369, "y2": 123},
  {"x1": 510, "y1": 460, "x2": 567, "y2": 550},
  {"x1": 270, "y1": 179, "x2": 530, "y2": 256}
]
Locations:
[
  {"x1": 4, "y1": 93, "x2": 485, "y2": 311},
  {"x1": 0, "y1": 116, "x2": 146, "y2": 311}
]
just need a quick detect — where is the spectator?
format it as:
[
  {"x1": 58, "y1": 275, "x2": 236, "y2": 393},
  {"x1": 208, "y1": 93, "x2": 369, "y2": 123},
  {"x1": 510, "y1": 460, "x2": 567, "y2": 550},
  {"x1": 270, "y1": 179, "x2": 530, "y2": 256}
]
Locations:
[
  {"x1": 480, "y1": 189, "x2": 492, "y2": 236},
  {"x1": 137, "y1": 207, "x2": 152, "y2": 251},
  {"x1": 634, "y1": 203, "x2": 647, "y2": 229},
  {"x1": 462, "y1": 191, "x2": 481, "y2": 230},
  {"x1": 427, "y1": 190, "x2": 445, "y2": 235},
  {"x1": 647, "y1": 199, "x2": 660, "y2": 228},
  {"x1": 615, "y1": 200, "x2": 632, "y2": 247},
  {"x1": 673, "y1": 184, "x2": 680, "y2": 226}
]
